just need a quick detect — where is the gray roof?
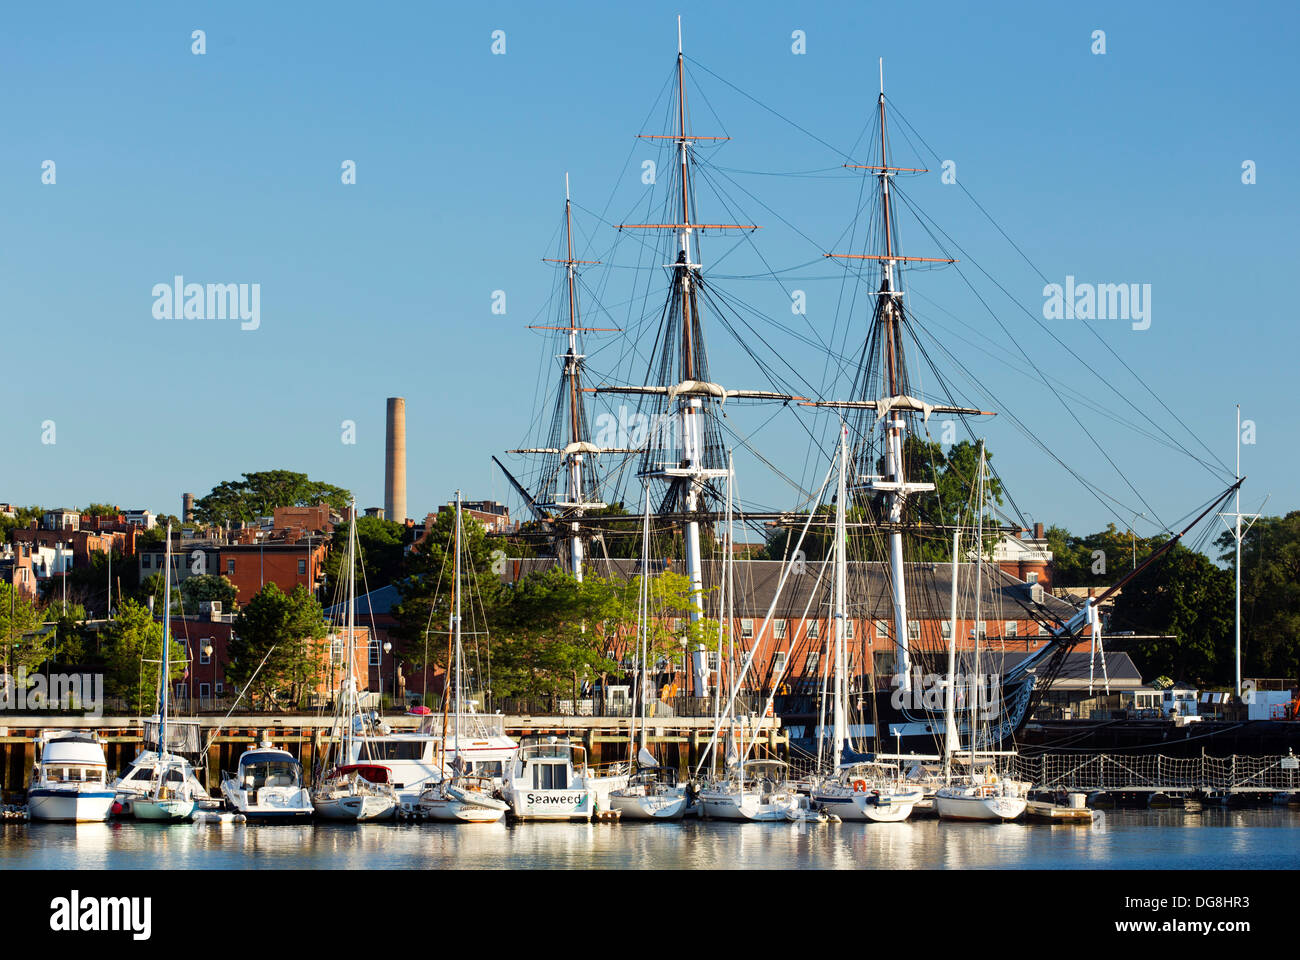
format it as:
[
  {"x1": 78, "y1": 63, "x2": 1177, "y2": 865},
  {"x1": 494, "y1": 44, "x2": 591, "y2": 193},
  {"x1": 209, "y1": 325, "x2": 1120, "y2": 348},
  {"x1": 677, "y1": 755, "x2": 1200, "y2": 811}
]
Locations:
[
  {"x1": 324, "y1": 583, "x2": 402, "y2": 618},
  {"x1": 503, "y1": 557, "x2": 1076, "y2": 622}
]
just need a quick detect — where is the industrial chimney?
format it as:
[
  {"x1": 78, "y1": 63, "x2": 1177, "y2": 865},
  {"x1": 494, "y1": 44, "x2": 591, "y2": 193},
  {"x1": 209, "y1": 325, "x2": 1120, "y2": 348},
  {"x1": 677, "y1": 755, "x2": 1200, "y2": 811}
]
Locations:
[
  {"x1": 182, "y1": 492, "x2": 195, "y2": 523},
  {"x1": 385, "y1": 397, "x2": 407, "y2": 524}
]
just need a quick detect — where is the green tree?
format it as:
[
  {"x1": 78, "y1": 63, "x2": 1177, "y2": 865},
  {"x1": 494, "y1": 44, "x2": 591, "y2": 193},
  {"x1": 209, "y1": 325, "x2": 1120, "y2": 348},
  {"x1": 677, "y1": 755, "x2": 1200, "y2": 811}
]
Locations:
[
  {"x1": 179, "y1": 574, "x2": 238, "y2": 613},
  {"x1": 1215, "y1": 511, "x2": 1300, "y2": 678},
  {"x1": 322, "y1": 515, "x2": 409, "y2": 597},
  {"x1": 1048, "y1": 523, "x2": 1165, "y2": 587},
  {"x1": 0, "y1": 582, "x2": 48, "y2": 676},
  {"x1": 102, "y1": 598, "x2": 184, "y2": 713},
  {"x1": 1110, "y1": 544, "x2": 1232, "y2": 683},
  {"x1": 228, "y1": 583, "x2": 329, "y2": 710},
  {"x1": 192, "y1": 470, "x2": 350, "y2": 526},
  {"x1": 0, "y1": 504, "x2": 43, "y2": 542},
  {"x1": 82, "y1": 504, "x2": 119, "y2": 518}
]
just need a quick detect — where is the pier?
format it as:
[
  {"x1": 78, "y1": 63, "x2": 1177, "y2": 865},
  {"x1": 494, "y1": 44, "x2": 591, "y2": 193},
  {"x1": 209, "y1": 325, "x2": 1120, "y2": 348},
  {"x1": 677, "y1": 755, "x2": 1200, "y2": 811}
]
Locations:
[{"x1": 0, "y1": 713, "x2": 787, "y2": 798}]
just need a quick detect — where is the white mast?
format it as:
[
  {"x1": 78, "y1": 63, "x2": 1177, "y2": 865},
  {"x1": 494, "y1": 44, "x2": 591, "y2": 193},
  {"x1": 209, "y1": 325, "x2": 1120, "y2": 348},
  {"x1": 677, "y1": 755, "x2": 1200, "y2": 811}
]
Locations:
[
  {"x1": 969, "y1": 442, "x2": 986, "y2": 756},
  {"x1": 158, "y1": 522, "x2": 172, "y2": 780},
  {"x1": 832, "y1": 424, "x2": 849, "y2": 772},
  {"x1": 453, "y1": 491, "x2": 463, "y2": 767},
  {"x1": 944, "y1": 525, "x2": 961, "y2": 777},
  {"x1": 1235, "y1": 405, "x2": 1242, "y2": 699}
]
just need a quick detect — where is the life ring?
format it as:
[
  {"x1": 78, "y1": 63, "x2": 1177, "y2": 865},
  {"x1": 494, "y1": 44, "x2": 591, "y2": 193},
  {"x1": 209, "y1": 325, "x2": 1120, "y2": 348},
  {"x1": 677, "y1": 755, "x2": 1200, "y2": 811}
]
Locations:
[{"x1": 852, "y1": 779, "x2": 868, "y2": 793}]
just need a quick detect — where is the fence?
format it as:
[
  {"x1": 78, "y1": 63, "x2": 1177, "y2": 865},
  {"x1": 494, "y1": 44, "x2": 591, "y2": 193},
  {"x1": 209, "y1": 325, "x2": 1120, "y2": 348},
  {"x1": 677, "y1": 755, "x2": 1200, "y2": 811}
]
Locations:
[{"x1": 1009, "y1": 753, "x2": 1300, "y2": 792}]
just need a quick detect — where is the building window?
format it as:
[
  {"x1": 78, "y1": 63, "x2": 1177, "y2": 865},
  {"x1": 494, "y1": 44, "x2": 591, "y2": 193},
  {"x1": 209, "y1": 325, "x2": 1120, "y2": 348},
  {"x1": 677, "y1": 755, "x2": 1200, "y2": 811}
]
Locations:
[
  {"x1": 772, "y1": 651, "x2": 787, "y2": 678},
  {"x1": 1005, "y1": 620, "x2": 1018, "y2": 638},
  {"x1": 977, "y1": 621, "x2": 988, "y2": 639},
  {"x1": 200, "y1": 643, "x2": 211, "y2": 665},
  {"x1": 1027, "y1": 571, "x2": 1039, "y2": 583},
  {"x1": 142, "y1": 554, "x2": 151, "y2": 569},
  {"x1": 773, "y1": 619, "x2": 787, "y2": 640},
  {"x1": 331, "y1": 638, "x2": 344, "y2": 663},
  {"x1": 874, "y1": 619, "x2": 889, "y2": 640},
  {"x1": 908, "y1": 620, "x2": 921, "y2": 642},
  {"x1": 226, "y1": 559, "x2": 235, "y2": 575},
  {"x1": 706, "y1": 650, "x2": 719, "y2": 671},
  {"x1": 1038, "y1": 623, "x2": 1050, "y2": 637},
  {"x1": 298, "y1": 559, "x2": 307, "y2": 575},
  {"x1": 807, "y1": 619, "x2": 820, "y2": 639},
  {"x1": 941, "y1": 620, "x2": 952, "y2": 640},
  {"x1": 805, "y1": 651, "x2": 820, "y2": 675},
  {"x1": 873, "y1": 651, "x2": 894, "y2": 678},
  {"x1": 845, "y1": 620, "x2": 855, "y2": 640},
  {"x1": 215, "y1": 682, "x2": 224, "y2": 695},
  {"x1": 740, "y1": 619, "x2": 754, "y2": 639},
  {"x1": 199, "y1": 683, "x2": 211, "y2": 699},
  {"x1": 369, "y1": 643, "x2": 381, "y2": 665}
]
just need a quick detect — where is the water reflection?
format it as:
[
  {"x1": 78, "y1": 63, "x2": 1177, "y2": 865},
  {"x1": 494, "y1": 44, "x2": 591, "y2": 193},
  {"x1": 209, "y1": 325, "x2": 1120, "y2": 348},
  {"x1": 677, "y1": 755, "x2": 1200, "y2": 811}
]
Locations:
[{"x1": 3, "y1": 808, "x2": 1297, "y2": 870}]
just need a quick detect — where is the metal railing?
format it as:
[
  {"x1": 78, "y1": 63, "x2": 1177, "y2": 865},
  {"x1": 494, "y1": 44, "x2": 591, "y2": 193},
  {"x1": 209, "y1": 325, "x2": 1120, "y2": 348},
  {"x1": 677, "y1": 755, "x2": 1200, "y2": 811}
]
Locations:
[{"x1": 1008, "y1": 753, "x2": 1300, "y2": 792}]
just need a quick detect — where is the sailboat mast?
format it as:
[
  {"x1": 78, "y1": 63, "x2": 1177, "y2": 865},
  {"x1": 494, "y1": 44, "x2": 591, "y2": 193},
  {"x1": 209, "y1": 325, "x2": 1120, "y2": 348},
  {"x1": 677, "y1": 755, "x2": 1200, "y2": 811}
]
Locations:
[
  {"x1": 343, "y1": 501, "x2": 358, "y2": 764},
  {"x1": 832, "y1": 425, "x2": 848, "y2": 772},
  {"x1": 945, "y1": 526, "x2": 961, "y2": 776},
  {"x1": 562, "y1": 175, "x2": 587, "y2": 582},
  {"x1": 1234, "y1": 404, "x2": 1242, "y2": 699},
  {"x1": 969, "y1": 443, "x2": 986, "y2": 754},
  {"x1": 160, "y1": 522, "x2": 172, "y2": 764},
  {"x1": 454, "y1": 491, "x2": 463, "y2": 764}
]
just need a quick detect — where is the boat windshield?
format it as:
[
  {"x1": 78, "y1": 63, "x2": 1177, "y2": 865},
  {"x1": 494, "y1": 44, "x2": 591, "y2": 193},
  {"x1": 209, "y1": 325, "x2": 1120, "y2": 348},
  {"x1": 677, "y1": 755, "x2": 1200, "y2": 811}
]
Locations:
[{"x1": 242, "y1": 761, "x2": 300, "y2": 789}]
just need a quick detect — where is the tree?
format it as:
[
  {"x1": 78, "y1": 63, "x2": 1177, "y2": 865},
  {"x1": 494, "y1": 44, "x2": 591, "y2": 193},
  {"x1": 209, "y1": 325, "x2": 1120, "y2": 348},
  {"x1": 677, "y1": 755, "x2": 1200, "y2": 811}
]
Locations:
[
  {"x1": 102, "y1": 598, "x2": 184, "y2": 713},
  {"x1": 0, "y1": 582, "x2": 47, "y2": 676},
  {"x1": 82, "y1": 504, "x2": 119, "y2": 518},
  {"x1": 0, "y1": 505, "x2": 43, "y2": 542},
  {"x1": 322, "y1": 515, "x2": 409, "y2": 598},
  {"x1": 192, "y1": 470, "x2": 350, "y2": 526},
  {"x1": 1048, "y1": 523, "x2": 1165, "y2": 587},
  {"x1": 1110, "y1": 544, "x2": 1232, "y2": 683},
  {"x1": 1215, "y1": 511, "x2": 1300, "y2": 679},
  {"x1": 228, "y1": 583, "x2": 329, "y2": 710},
  {"x1": 179, "y1": 574, "x2": 238, "y2": 613}
]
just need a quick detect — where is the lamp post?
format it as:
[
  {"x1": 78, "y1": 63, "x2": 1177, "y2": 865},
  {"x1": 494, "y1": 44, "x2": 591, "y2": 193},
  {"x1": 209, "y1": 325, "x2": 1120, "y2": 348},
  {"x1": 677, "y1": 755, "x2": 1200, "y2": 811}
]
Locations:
[
  {"x1": 202, "y1": 641, "x2": 214, "y2": 706},
  {"x1": 383, "y1": 641, "x2": 393, "y2": 706}
]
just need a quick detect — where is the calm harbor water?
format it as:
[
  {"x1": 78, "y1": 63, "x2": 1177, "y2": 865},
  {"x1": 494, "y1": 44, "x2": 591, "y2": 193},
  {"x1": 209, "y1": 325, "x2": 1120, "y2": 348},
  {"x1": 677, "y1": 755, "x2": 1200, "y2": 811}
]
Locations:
[{"x1": 3, "y1": 808, "x2": 1298, "y2": 869}]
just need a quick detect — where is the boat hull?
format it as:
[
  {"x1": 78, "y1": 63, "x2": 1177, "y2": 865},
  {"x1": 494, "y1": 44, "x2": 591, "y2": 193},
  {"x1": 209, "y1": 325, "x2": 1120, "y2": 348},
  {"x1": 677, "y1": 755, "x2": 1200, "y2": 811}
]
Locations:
[
  {"x1": 27, "y1": 787, "x2": 116, "y2": 823},
  {"x1": 420, "y1": 798, "x2": 507, "y2": 823},
  {"x1": 312, "y1": 794, "x2": 396, "y2": 822},
  {"x1": 132, "y1": 797, "x2": 196, "y2": 822},
  {"x1": 610, "y1": 792, "x2": 688, "y2": 820},
  {"x1": 935, "y1": 792, "x2": 1026, "y2": 822},
  {"x1": 696, "y1": 792, "x2": 794, "y2": 822},
  {"x1": 507, "y1": 788, "x2": 596, "y2": 821}
]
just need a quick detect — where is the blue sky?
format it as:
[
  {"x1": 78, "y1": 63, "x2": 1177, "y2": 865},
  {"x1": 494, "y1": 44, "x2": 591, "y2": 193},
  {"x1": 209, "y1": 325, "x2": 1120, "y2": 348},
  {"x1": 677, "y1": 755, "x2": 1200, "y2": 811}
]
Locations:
[{"x1": 2, "y1": 1, "x2": 1294, "y2": 549}]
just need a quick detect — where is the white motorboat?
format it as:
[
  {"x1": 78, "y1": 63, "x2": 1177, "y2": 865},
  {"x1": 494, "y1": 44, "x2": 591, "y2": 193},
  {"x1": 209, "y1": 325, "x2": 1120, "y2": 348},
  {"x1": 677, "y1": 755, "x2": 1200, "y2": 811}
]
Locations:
[
  {"x1": 502, "y1": 737, "x2": 609, "y2": 821},
  {"x1": 28, "y1": 732, "x2": 116, "y2": 822},
  {"x1": 220, "y1": 742, "x2": 314, "y2": 822}
]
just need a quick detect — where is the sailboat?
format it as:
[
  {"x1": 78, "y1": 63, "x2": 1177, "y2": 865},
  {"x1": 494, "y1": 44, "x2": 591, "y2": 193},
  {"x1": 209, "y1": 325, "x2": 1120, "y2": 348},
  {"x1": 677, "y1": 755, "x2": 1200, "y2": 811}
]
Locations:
[
  {"x1": 933, "y1": 444, "x2": 1027, "y2": 822},
  {"x1": 312, "y1": 501, "x2": 398, "y2": 822},
  {"x1": 807, "y1": 428, "x2": 922, "y2": 822},
  {"x1": 417, "y1": 492, "x2": 510, "y2": 823},
  {"x1": 610, "y1": 484, "x2": 690, "y2": 820},
  {"x1": 133, "y1": 523, "x2": 198, "y2": 822}
]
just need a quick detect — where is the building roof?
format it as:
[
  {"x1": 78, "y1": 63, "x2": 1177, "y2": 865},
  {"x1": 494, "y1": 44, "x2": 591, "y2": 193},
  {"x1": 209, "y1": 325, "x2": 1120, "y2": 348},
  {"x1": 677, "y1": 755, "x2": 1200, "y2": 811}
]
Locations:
[
  {"x1": 323, "y1": 583, "x2": 402, "y2": 619},
  {"x1": 503, "y1": 556, "x2": 1077, "y2": 622}
]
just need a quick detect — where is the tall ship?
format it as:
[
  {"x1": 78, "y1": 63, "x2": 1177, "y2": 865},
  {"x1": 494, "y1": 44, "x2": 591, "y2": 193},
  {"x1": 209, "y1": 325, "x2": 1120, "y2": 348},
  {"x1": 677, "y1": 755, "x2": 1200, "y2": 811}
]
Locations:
[{"x1": 496, "y1": 23, "x2": 1250, "y2": 764}]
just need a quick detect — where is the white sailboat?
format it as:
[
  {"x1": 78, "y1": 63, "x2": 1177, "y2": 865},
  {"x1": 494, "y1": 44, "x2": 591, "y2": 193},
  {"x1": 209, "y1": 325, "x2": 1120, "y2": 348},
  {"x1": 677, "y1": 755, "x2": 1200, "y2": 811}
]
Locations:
[
  {"x1": 934, "y1": 444, "x2": 1027, "y2": 823},
  {"x1": 418, "y1": 492, "x2": 510, "y2": 823},
  {"x1": 610, "y1": 484, "x2": 689, "y2": 821},
  {"x1": 133, "y1": 524, "x2": 199, "y2": 822},
  {"x1": 313, "y1": 501, "x2": 397, "y2": 822},
  {"x1": 808, "y1": 427, "x2": 922, "y2": 823}
]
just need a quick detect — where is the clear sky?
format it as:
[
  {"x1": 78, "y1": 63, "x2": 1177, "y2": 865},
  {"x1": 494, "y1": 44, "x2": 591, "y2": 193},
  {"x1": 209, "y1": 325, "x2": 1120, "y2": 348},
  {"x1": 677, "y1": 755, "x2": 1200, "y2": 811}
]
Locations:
[{"x1": 2, "y1": 1, "x2": 1295, "y2": 549}]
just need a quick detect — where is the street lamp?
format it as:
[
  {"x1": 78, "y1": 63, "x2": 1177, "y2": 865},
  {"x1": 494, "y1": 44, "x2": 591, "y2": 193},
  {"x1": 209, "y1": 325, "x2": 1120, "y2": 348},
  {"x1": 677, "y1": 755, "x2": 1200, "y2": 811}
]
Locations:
[{"x1": 383, "y1": 641, "x2": 393, "y2": 705}]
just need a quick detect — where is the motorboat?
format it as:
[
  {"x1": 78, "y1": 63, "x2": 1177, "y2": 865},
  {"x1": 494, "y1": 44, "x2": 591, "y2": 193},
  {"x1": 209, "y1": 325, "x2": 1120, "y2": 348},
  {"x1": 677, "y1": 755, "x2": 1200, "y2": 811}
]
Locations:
[
  {"x1": 501, "y1": 737, "x2": 609, "y2": 821},
  {"x1": 27, "y1": 732, "x2": 116, "y2": 822},
  {"x1": 220, "y1": 742, "x2": 314, "y2": 822}
]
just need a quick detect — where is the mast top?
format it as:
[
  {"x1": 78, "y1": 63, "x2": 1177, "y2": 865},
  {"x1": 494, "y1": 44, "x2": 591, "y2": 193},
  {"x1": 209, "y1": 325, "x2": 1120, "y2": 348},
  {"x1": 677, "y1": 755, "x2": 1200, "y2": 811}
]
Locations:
[
  {"x1": 879, "y1": 57, "x2": 884, "y2": 96},
  {"x1": 677, "y1": 14, "x2": 682, "y2": 55}
]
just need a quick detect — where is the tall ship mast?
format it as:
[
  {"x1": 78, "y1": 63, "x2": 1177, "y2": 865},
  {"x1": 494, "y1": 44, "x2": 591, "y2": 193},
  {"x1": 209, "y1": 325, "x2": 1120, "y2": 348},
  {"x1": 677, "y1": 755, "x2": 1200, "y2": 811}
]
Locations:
[
  {"x1": 597, "y1": 20, "x2": 804, "y2": 695},
  {"x1": 498, "y1": 176, "x2": 627, "y2": 581}
]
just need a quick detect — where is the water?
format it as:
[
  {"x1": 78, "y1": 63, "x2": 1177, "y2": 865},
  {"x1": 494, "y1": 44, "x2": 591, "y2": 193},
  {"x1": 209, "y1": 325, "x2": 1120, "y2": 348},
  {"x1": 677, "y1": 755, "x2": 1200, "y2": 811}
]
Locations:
[{"x1": 3, "y1": 808, "x2": 1298, "y2": 869}]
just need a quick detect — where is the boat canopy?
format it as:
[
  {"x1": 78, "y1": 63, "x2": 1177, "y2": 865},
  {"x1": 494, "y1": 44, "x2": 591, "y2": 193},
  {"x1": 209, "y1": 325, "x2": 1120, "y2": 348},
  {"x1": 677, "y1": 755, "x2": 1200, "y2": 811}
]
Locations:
[{"x1": 332, "y1": 764, "x2": 391, "y2": 784}]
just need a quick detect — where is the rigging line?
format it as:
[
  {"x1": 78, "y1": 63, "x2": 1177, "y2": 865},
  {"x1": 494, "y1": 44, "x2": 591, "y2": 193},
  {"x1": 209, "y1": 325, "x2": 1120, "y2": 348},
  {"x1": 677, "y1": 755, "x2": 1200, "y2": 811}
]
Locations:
[
  {"x1": 885, "y1": 100, "x2": 1231, "y2": 478},
  {"x1": 885, "y1": 191, "x2": 1170, "y2": 528}
]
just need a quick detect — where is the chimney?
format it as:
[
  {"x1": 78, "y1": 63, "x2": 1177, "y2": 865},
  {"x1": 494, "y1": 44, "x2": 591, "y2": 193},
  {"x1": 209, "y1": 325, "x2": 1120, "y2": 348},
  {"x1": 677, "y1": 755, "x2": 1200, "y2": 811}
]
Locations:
[
  {"x1": 385, "y1": 397, "x2": 407, "y2": 524},
  {"x1": 1033, "y1": 521, "x2": 1044, "y2": 541},
  {"x1": 183, "y1": 492, "x2": 195, "y2": 523}
]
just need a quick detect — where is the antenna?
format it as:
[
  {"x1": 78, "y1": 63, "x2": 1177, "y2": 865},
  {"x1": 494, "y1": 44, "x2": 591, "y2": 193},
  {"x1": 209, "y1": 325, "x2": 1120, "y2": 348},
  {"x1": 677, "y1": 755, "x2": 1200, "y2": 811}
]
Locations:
[
  {"x1": 879, "y1": 57, "x2": 884, "y2": 95},
  {"x1": 565, "y1": 171, "x2": 570, "y2": 201},
  {"x1": 677, "y1": 14, "x2": 682, "y2": 54}
]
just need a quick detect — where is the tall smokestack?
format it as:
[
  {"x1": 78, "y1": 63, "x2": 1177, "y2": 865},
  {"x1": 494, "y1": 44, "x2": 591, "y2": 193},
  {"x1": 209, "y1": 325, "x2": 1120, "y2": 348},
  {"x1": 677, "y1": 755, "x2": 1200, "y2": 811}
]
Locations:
[
  {"x1": 183, "y1": 492, "x2": 195, "y2": 523},
  {"x1": 385, "y1": 397, "x2": 407, "y2": 524}
]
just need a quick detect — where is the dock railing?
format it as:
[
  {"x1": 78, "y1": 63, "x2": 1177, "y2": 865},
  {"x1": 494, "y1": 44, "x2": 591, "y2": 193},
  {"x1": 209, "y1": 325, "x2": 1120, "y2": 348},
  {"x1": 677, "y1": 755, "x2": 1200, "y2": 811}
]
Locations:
[{"x1": 1009, "y1": 753, "x2": 1300, "y2": 793}]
